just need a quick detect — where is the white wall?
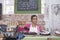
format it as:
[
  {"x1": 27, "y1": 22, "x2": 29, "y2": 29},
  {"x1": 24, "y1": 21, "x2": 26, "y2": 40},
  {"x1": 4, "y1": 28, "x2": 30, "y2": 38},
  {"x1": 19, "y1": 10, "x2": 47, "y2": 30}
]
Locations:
[
  {"x1": 0, "y1": 0, "x2": 2, "y2": 3},
  {"x1": 43, "y1": 0, "x2": 60, "y2": 32},
  {"x1": 50, "y1": 0, "x2": 60, "y2": 30},
  {"x1": 3, "y1": 0, "x2": 14, "y2": 15}
]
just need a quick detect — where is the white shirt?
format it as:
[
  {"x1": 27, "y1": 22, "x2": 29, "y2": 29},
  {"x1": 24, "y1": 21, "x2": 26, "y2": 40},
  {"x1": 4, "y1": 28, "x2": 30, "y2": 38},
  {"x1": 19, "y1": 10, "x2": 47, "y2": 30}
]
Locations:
[{"x1": 29, "y1": 24, "x2": 38, "y2": 33}]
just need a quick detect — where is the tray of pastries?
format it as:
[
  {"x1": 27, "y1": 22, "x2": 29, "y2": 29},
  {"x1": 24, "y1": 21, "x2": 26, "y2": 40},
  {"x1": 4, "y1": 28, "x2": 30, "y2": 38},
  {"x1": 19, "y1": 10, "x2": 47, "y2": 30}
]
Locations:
[{"x1": 23, "y1": 32, "x2": 37, "y2": 35}]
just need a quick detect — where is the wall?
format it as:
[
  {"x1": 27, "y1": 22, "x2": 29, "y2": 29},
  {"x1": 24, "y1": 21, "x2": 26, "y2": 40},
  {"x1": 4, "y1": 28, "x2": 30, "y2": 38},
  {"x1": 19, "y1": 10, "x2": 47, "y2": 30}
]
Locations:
[
  {"x1": 0, "y1": 0, "x2": 2, "y2": 3},
  {"x1": 49, "y1": 0, "x2": 60, "y2": 30},
  {"x1": 1, "y1": 14, "x2": 44, "y2": 27},
  {"x1": 1, "y1": 0, "x2": 60, "y2": 31},
  {"x1": 42, "y1": 0, "x2": 60, "y2": 32},
  {"x1": 3, "y1": 0, "x2": 14, "y2": 15}
]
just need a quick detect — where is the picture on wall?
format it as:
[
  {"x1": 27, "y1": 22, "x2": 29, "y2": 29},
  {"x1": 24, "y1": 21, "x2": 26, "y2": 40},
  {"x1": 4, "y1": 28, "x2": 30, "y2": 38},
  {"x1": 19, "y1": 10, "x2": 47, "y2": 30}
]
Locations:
[
  {"x1": 51, "y1": 4, "x2": 60, "y2": 15},
  {"x1": 15, "y1": 0, "x2": 41, "y2": 14}
]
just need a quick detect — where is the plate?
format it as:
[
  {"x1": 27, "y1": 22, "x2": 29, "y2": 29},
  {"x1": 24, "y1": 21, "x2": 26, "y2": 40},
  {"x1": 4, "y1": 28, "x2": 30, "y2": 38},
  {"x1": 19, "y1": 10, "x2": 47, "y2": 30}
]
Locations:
[
  {"x1": 40, "y1": 31, "x2": 50, "y2": 35},
  {"x1": 55, "y1": 31, "x2": 60, "y2": 34}
]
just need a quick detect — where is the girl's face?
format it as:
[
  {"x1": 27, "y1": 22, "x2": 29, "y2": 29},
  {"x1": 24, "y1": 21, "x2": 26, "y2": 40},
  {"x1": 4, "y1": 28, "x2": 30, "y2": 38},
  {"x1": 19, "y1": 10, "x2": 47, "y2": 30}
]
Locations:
[{"x1": 31, "y1": 16, "x2": 37, "y2": 24}]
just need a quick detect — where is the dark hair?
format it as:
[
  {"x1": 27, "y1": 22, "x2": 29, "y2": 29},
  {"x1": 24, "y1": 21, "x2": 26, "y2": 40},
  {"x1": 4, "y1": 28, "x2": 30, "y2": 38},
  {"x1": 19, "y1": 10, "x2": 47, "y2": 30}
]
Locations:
[{"x1": 31, "y1": 15, "x2": 37, "y2": 21}]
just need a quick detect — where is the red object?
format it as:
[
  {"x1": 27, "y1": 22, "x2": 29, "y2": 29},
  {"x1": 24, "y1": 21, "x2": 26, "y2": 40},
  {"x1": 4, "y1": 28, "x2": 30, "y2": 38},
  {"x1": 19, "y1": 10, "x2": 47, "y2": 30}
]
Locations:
[{"x1": 17, "y1": 26, "x2": 25, "y2": 32}]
